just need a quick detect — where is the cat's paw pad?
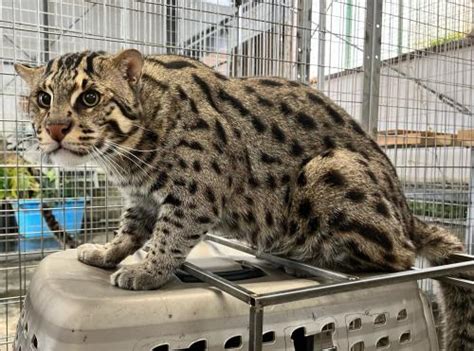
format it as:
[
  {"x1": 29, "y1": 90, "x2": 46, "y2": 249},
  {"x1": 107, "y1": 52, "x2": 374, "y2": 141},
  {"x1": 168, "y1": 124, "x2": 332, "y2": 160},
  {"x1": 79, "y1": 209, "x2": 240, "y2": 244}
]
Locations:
[
  {"x1": 77, "y1": 243, "x2": 117, "y2": 268},
  {"x1": 110, "y1": 264, "x2": 167, "y2": 290}
]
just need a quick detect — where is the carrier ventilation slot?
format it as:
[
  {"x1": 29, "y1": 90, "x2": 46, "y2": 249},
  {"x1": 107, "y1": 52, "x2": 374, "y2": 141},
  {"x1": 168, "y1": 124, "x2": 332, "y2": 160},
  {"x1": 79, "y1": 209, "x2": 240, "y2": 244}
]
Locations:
[
  {"x1": 315, "y1": 323, "x2": 336, "y2": 350},
  {"x1": 262, "y1": 331, "x2": 276, "y2": 344},
  {"x1": 376, "y1": 336, "x2": 390, "y2": 349},
  {"x1": 291, "y1": 327, "x2": 314, "y2": 351},
  {"x1": 374, "y1": 313, "x2": 387, "y2": 326},
  {"x1": 400, "y1": 331, "x2": 411, "y2": 344},
  {"x1": 350, "y1": 341, "x2": 364, "y2": 351},
  {"x1": 397, "y1": 309, "x2": 408, "y2": 321},
  {"x1": 176, "y1": 340, "x2": 207, "y2": 351},
  {"x1": 348, "y1": 318, "x2": 362, "y2": 331},
  {"x1": 152, "y1": 341, "x2": 206, "y2": 351},
  {"x1": 31, "y1": 334, "x2": 38, "y2": 349},
  {"x1": 224, "y1": 335, "x2": 242, "y2": 349}
]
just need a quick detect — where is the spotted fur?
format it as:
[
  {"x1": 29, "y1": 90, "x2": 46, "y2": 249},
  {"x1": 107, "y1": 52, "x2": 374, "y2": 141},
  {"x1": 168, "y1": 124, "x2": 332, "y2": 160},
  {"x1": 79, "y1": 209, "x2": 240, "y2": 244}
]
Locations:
[{"x1": 16, "y1": 49, "x2": 472, "y2": 350}]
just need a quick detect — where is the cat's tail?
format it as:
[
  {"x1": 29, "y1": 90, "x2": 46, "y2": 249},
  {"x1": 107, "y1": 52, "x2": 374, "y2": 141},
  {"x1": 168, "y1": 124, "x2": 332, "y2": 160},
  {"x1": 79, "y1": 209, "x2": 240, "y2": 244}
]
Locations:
[
  {"x1": 413, "y1": 217, "x2": 473, "y2": 350},
  {"x1": 40, "y1": 204, "x2": 78, "y2": 249}
]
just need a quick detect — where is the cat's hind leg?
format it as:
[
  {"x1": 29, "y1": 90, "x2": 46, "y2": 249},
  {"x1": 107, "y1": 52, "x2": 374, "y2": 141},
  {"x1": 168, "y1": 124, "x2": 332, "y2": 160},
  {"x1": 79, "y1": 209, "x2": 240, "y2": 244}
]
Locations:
[{"x1": 285, "y1": 148, "x2": 416, "y2": 273}]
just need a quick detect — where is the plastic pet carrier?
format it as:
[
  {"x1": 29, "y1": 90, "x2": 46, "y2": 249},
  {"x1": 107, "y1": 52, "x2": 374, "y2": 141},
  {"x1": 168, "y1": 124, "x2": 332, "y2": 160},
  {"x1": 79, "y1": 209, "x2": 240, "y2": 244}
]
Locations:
[{"x1": 14, "y1": 234, "x2": 474, "y2": 351}]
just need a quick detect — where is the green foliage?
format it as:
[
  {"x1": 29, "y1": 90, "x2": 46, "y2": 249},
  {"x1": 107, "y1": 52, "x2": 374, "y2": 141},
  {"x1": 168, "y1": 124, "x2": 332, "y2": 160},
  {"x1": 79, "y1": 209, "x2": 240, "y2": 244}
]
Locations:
[
  {"x1": 416, "y1": 32, "x2": 466, "y2": 49},
  {"x1": 409, "y1": 200, "x2": 467, "y2": 220},
  {"x1": 0, "y1": 161, "x2": 57, "y2": 200},
  {"x1": 0, "y1": 166, "x2": 40, "y2": 199}
]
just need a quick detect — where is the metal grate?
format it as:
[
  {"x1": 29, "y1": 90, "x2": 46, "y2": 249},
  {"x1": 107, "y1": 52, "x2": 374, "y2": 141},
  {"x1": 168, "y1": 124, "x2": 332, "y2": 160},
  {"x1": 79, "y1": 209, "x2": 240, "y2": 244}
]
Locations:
[{"x1": 0, "y1": 0, "x2": 473, "y2": 348}]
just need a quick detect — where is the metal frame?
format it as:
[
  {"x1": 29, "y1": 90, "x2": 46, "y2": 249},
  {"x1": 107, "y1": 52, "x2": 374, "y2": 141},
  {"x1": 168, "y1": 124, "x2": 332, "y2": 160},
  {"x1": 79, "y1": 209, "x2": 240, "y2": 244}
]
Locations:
[
  {"x1": 361, "y1": 0, "x2": 383, "y2": 137},
  {"x1": 180, "y1": 234, "x2": 474, "y2": 351}
]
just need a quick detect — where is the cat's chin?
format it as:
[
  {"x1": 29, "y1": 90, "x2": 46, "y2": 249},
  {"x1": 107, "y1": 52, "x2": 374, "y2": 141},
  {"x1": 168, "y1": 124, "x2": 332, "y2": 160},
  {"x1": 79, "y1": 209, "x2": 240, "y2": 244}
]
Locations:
[{"x1": 49, "y1": 148, "x2": 90, "y2": 168}]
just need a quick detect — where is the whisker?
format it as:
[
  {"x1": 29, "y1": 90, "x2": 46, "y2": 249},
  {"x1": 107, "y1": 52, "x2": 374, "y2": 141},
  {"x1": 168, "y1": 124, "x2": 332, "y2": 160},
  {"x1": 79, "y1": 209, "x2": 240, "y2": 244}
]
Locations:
[
  {"x1": 103, "y1": 140, "x2": 158, "y2": 168},
  {"x1": 103, "y1": 139, "x2": 162, "y2": 153},
  {"x1": 103, "y1": 141, "x2": 154, "y2": 176},
  {"x1": 92, "y1": 146, "x2": 126, "y2": 184}
]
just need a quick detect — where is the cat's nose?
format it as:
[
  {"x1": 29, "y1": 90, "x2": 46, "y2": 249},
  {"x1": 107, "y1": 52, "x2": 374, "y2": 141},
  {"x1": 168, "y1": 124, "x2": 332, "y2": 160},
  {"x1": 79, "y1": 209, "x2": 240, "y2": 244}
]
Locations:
[{"x1": 45, "y1": 121, "x2": 72, "y2": 142}]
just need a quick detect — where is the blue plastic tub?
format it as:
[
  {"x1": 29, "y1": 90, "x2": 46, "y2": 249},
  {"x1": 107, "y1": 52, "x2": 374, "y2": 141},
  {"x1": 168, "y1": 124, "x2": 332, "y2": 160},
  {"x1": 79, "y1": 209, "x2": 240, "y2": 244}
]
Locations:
[{"x1": 10, "y1": 198, "x2": 85, "y2": 252}]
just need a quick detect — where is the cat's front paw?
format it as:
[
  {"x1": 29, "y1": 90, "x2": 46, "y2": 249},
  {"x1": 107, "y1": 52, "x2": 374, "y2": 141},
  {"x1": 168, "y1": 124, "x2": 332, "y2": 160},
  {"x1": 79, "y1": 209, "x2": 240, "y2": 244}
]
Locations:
[
  {"x1": 110, "y1": 263, "x2": 169, "y2": 290},
  {"x1": 77, "y1": 243, "x2": 117, "y2": 268}
]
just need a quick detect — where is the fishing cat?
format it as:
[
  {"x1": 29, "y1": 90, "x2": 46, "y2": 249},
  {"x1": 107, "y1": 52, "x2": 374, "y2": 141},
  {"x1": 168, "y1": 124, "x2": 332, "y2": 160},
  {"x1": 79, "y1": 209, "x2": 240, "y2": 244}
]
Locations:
[{"x1": 15, "y1": 49, "x2": 473, "y2": 350}]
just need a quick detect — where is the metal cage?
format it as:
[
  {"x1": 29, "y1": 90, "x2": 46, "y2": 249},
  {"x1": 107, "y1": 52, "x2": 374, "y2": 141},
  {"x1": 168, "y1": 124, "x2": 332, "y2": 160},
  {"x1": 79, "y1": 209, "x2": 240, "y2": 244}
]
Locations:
[{"x1": 1, "y1": 0, "x2": 473, "y2": 349}]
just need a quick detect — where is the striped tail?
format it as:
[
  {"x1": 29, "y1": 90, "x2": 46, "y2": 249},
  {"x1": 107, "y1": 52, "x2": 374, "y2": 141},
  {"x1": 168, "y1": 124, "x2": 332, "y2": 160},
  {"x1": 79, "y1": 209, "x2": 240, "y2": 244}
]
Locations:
[
  {"x1": 40, "y1": 204, "x2": 78, "y2": 249},
  {"x1": 413, "y1": 218, "x2": 474, "y2": 350}
]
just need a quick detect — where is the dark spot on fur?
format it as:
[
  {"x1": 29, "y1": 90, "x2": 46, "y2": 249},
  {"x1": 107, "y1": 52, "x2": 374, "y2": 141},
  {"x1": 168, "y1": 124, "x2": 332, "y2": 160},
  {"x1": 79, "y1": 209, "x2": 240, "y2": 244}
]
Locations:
[
  {"x1": 308, "y1": 217, "x2": 320, "y2": 232},
  {"x1": 281, "y1": 174, "x2": 291, "y2": 184},
  {"x1": 323, "y1": 135, "x2": 336, "y2": 149},
  {"x1": 192, "y1": 118, "x2": 209, "y2": 130},
  {"x1": 174, "y1": 209, "x2": 185, "y2": 218},
  {"x1": 204, "y1": 187, "x2": 216, "y2": 203},
  {"x1": 215, "y1": 119, "x2": 227, "y2": 144},
  {"x1": 266, "y1": 174, "x2": 277, "y2": 189},
  {"x1": 211, "y1": 160, "x2": 222, "y2": 174},
  {"x1": 346, "y1": 190, "x2": 366, "y2": 203},
  {"x1": 193, "y1": 160, "x2": 202, "y2": 172},
  {"x1": 251, "y1": 115, "x2": 266, "y2": 133},
  {"x1": 173, "y1": 178, "x2": 186, "y2": 186},
  {"x1": 188, "y1": 180, "x2": 198, "y2": 194},
  {"x1": 350, "y1": 119, "x2": 365, "y2": 135},
  {"x1": 257, "y1": 95, "x2": 274, "y2": 107},
  {"x1": 328, "y1": 211, "x2": 347, "y2": 227},
  {"x1": 265, "y1": 211, "x2": 274, "y2": 226},
  {"x1": 219, "y1": 89, "x2": 250, "y2": 116},
  {"x1": 295, "y1": 112, "x2": 317, "y2": 130},
  {"x1": 297, "y1": 171, "x2": 307, "y2": 186},
  {"x1": 163, "y1": 194, "x2": 181, "y2": 206},
  {"x1": 196, "y1": 216, "x2": 212, "y2": 224},
  {"x1": 244, "y1": 196, "x2": 254, "y2": 206},
  {"x1": 260, "y1": 79, "x2": 283, "y2": 87},
  {"x1": 248, "y1": 176, "x2": 260, "y2": 188},
  {"x1": 151, "y1": 59, "x2": 197, "y2": 70},
  {"x1": 283, "y1": 187, "x2": 291, "y2": 204},
  {"x1": 271, "y1": 123, "x2": 286, "y2": 143},
  {"x1": 261, "y1": 152, "x2": 280, "y2": 164},
  {"x1": 367, "y1": 170, "x2": 378, "y2": 183},
  {"x1": 233, "y1": 127, "x2": 242, "y2": 139},
  {"x1": 298, "y1": 199, "x2": 312, "y2": 218},
  {"x1": 151, "y1": 171, "x2": 168, "y2": 191},
  {"x1": 177, "y1": 139, "x2": 204, "y2": 151},
  {"x1": 322, "y1": 169, "x2": 345, "y2": 187},
  {"x1": 376, "y1": 201, "x2": 390, "y2": 217},
  {"x1": 178, "y1": 158, "x2": 188, "y2": 169},
  {"x1": 289, "y1": 221, "x2": 298, "y2": 235},
  {"x1": 280, "y1": 102, "x2": 293, "y2": 115},
  {"x1": 339, "y1": 221, "x2": 394, "y2": 250},
  {"x1": 244, "y1": 85, "x2": 256, "y2": 93},
  {"x1": 244, "y1": 211, "x2": 256, "y2": 223},
  {"x1": 290, "y1": 139, "x2": 304, "y2": 156}
]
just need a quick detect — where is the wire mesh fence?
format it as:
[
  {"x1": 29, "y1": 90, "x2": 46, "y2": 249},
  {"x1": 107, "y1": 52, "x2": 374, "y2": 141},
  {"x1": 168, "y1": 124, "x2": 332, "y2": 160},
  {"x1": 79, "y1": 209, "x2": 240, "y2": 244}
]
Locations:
[{"x1": 0, "y1": 0, "x2": 472, "y2": 348}]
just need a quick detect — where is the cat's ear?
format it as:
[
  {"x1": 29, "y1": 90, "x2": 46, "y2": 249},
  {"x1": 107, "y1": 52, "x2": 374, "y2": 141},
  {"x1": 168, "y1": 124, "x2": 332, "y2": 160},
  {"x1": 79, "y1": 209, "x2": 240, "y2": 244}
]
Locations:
[
  {"x1": 14, "y1": 63, "x2": 44, "y2": 86},
  {"x1": 112, "y1": 49, "x2": 143, "y2": 85}
]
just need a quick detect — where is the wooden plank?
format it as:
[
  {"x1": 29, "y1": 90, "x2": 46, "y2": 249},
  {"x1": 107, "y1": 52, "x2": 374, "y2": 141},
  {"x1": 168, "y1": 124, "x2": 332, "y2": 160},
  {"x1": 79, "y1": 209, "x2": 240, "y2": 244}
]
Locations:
[
  {"x1": 377, "y1": 130, "x2": 457, "y2": 147},
  {"x1": 457, "y1": 129, "x2": 474, "y2": 146}
]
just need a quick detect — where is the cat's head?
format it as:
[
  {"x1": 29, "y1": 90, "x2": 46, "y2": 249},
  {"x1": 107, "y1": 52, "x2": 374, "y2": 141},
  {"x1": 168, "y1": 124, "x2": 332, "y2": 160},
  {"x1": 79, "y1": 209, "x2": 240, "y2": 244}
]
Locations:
[{"x1": 15, "y1": 49, "x2": 143, "y2": 167}]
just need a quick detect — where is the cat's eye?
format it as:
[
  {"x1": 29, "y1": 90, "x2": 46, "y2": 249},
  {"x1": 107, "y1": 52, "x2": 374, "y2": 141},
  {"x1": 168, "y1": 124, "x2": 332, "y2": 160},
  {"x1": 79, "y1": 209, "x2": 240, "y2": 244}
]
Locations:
[
  {"x1": 80, "y1": 90, "x2": 100, "y2": 107},
  {"x1": 37, "y1": 91, "x2": 51, "y2": 108}
]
